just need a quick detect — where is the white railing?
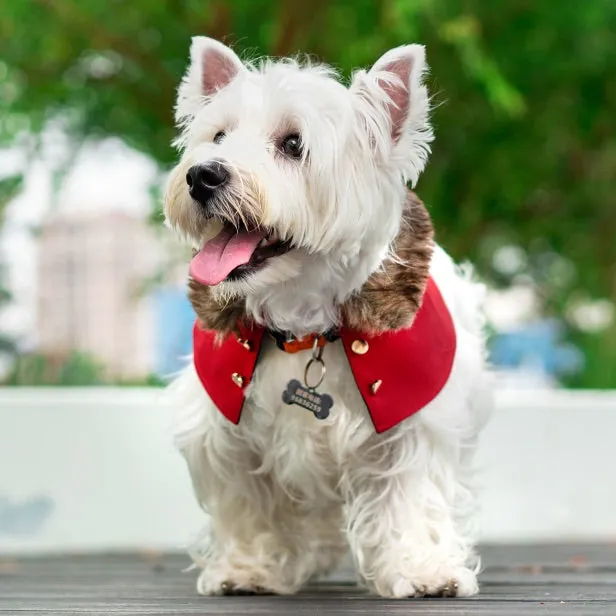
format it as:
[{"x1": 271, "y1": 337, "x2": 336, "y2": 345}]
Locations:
[{"x1": 1, "y1": 387, "x2": 615, "y2": 553}]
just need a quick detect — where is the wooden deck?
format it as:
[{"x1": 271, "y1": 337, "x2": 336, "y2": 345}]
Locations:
[{"x1": 1, "y1": 544, "x2": 615, "y2": 614}]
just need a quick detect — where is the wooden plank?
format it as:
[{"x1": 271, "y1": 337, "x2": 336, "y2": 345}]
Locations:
[
  {"x1": 1, "y1": 546, "x2": 616, "y2": 615},
  {"x1": 480, "y1": 543, "x2": 616, "y2": 568},
  {"x1": 3, "y1": 600, "x2": 616, "y2": 616}
]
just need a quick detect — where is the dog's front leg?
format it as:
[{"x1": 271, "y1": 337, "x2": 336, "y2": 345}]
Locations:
[
  {"x1": 341, "y1": 423, "x2": 479, "y2": 599},
  {"x1": 182, "y1": 439, "x2": 307, "y2": 595},
  {"x1": 180, "y1": 423, "x2": 347, "y2": 595}
]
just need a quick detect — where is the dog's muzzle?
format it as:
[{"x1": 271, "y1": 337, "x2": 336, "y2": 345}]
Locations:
[{"x1": 186, "y1": 161, "x2": 230, "y2": 212}]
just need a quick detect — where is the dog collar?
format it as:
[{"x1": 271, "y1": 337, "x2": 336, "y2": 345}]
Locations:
[
  {"x1": 267, "y1": 328, "x2": 340, "y2": 354},
  {"x1": 192, "y1": 277, "x2": 457, "y2": 433}
]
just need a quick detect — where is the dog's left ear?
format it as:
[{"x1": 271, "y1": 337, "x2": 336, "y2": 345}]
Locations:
[
  {"x1": 368, "y1": 45, "x2": 426, "y2": 143},
  {"x1": 352, "y1": 45, "x2": 432, "y2": 183},
  {"x1": 175, "y1": 37, "x2": 245, "y2": 125}
]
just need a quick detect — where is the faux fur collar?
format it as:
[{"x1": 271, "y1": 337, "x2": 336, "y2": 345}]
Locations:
[{"x1": 188, "y1": 190, "x2": 434, "y2": 336}]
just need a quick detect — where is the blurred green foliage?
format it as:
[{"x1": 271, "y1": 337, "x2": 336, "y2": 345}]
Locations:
[
  {"x1": 3, "y1": 350, "x2": 165, "y2": 387},
  {"x1": 4, "y1": 351, "x2": 109, "y2": 386},
  {"x1": 0, "y1": 0, "x2": 615, "y2": 386},
  {"x1": 0, "y1": 176, "x2": 21, "y2": 360}
]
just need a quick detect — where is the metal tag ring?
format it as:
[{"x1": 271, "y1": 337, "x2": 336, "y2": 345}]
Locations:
[{"x1": 304, "y1": 357, "x2": 326, "y2": 390}]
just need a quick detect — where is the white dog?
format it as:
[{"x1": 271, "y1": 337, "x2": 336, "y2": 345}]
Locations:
[{"x1": 164, "y1": 36, "x2": 491, "y2": 599}]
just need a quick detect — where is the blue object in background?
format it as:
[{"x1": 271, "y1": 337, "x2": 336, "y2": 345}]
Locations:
[
  {"x1": 489, "y1": 318, "x2": 584, "y2": 378},
  {"x1": 0, "y1": 495, "x2": 55, "y2": 537},
  {"x1": 153, "y1": 287, "x2": 196, "y2": 378}
]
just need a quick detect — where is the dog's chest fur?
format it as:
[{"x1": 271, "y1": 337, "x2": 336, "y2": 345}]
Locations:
[{"x1": 236, "y1": 337, "x2": 365, "y2": 502}]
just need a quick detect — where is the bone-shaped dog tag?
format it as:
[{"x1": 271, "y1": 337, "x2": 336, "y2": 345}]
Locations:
[{"x1": 282, "y1": 379, "x2": 333, "y2": 420}]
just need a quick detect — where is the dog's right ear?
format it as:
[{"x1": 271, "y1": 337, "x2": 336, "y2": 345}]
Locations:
[{"x1": 175, "y1": 37, "x2": 245, "y2": 125}]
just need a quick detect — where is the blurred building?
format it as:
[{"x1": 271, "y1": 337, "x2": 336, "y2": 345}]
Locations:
[{"x1": 37, "y1": 210, "x2": 161, "y2": 379}]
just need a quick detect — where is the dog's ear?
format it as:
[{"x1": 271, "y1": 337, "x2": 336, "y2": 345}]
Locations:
[
  {"x1": 351, "y1": 45, "x2": 433, "y2": 185},
  {"x1": 175, "y1": 37, "x2": 245, "y2": 125},
  {"x1": 369, "y1": 45, "x2": 426, "y2": 143}
]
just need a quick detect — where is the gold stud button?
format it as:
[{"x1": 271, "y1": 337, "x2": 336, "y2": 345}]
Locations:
[
  {"x1": 237, "y1": 338, "x2": 252, "y2": 351},
  {"x1": 231, "y1": 373, "x2": 244, "y2": 388},
  {"x1": 370, "y1": 379, "x2": 382, "y2": 395},
  {"x1": 351, "y1": 339, "x2": 369, "y2": 355}
]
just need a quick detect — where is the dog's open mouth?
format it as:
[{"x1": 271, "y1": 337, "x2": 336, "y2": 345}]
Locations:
[{"x1": 189, "y1": 222, "x2": 292, "y2": 286}]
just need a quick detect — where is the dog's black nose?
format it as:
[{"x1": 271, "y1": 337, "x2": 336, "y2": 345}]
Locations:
[{"x1": 186, "y1": 161, "x2": 230, "y2": 205}]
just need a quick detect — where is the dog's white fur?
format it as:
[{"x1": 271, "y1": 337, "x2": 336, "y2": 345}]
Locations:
[{"x1": 164, "y1": 37, "x2": 491, "y2": 598}]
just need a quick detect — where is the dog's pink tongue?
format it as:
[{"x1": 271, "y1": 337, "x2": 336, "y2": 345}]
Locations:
[{"x1": 190, "y1": 226, "x2": 266, "y2": 285}]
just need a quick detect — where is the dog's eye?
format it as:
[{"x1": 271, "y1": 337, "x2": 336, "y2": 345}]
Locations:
[
  {"x1": 281, "y1": 133, "x2": 303, "y2": 159},
  {"x1": 213, "y1": 131, "x2": 226, "y2": 144}
]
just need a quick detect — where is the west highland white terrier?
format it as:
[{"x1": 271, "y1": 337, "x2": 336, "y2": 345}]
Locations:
[{"x1": 164, "y1": 36, "x2": 491, "y2": 599}]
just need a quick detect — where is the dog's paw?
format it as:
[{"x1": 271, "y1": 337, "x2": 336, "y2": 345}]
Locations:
[
  {"x1": 387, "y1": 566, "x2": 478, "y2": 599},
  {"x1": 420, "y1": 578, "x2": 463, "y2": 598},
  {"x1": 220, "y1": 581, "x2": 273, "y2": 596},
  {"x1": 196, "y1": 568, "x2": 280, "y2": 596}
]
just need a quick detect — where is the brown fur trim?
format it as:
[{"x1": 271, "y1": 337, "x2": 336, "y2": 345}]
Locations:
[
  {"x1": 187, "y1": 190, "x2": 434, "y2": 336},
  {"x1": 188, "y1": 278, "x2": 246, "y2": 337},
  {"x1": 341, "y1": 190, "x2": 434, "y2": 333}
]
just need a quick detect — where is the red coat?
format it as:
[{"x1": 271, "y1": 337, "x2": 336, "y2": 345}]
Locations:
[{"x1": 193, "y1": 277, "x2": 456, "y2": 433}]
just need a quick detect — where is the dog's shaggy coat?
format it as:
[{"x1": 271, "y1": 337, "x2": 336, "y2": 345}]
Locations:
[{"x1": 164, "y1": 36, "x2": 491, "y2": 599}]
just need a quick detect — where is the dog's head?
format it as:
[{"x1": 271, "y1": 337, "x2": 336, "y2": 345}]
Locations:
[{"x1": 165, "y1": 37, "x2": 432, "y2": 332}]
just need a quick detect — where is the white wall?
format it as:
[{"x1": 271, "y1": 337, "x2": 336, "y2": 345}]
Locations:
[{"x1": 1, "y1": 387, "x2": 615, "y2": 553}]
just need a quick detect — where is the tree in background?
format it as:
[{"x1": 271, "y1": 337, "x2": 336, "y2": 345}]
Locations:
[
  {"x1": 0, "y1": 177, "x2": 21, "y2": 359},
  {"x1": 0, "y1": 0, "x2": 614, "y2": 386},
  {"x1": 3, "y1": 350, "x2": 165, "y2": 387},
  {"x1": 0, "y1": 286, "x2": 17, "y2": 358},
  {"x1": 3, "y1": 351, "x2": 108, "y2": 386}
]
